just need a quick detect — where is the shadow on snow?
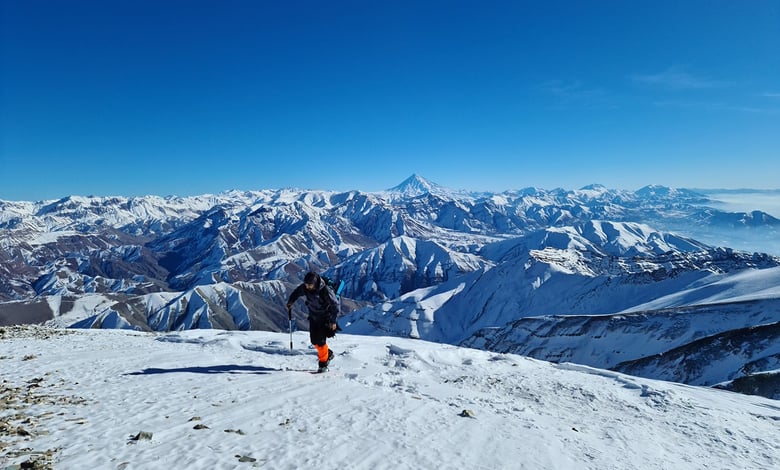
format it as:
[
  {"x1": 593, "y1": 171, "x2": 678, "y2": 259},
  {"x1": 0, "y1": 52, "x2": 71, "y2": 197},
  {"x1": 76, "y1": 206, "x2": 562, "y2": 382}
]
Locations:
[{"x1": 125, "y1": 364, "x2": 279, "y2": 376}]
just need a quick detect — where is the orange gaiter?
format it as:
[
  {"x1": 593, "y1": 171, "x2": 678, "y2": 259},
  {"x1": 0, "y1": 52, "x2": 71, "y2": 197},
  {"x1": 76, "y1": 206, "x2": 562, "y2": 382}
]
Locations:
[{"x1": 314, "y1": 344, "x2": 329, "y2": 362}]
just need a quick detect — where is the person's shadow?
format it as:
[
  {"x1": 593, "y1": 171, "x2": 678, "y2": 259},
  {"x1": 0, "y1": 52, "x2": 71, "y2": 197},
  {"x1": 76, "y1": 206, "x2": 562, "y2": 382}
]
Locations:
[{"x1": 125, "y1": 364, "x2": 278, "y2": 375}]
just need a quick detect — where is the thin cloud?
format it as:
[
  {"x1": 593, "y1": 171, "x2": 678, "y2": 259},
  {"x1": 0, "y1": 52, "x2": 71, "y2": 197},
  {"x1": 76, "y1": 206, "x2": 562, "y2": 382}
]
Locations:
[
  {"x1": 541, "y1": 80, "x2": 604, "y2": 98},
  {"x1": 632, "y1": 67, "x2": 731, "y2": 90},
  {"x1": 653, "y1": 100, "x2": 780, "y2": 114},
  {"x1": 539, "y1": 80, "x2": 615, "y2": 108}
]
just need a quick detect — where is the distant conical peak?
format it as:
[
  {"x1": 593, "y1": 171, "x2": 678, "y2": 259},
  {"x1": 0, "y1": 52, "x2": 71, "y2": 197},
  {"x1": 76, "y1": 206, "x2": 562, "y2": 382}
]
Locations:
[{"x1": 388, "y1": 174, "x2": 440, "y2": 193}]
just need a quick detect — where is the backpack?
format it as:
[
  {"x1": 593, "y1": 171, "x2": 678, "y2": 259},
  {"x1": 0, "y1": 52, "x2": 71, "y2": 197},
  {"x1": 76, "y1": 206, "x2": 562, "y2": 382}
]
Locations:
[
  {"x1": 320, "y1": 276, "x2": 345, "y2": 333},
  {"x1": 320, "y1": 275, "x2": 345, "y2": 298}
]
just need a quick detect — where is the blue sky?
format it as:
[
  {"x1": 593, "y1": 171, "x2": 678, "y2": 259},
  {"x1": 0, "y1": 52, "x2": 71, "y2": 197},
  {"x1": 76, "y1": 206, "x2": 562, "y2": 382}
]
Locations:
[{"x1": 2, "y1": 1, "x2": 779, "y2": 201}]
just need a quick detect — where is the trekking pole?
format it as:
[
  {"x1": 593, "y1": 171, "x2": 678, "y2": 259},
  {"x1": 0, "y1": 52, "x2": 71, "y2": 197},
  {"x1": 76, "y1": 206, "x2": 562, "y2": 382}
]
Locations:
[{"x1": 287, "y1": 306, "x2": 293, "y2": 351}]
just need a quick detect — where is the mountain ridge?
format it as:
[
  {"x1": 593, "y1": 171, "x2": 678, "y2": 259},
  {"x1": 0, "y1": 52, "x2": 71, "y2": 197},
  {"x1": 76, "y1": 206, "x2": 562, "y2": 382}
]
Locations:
[{"x1": 3, "y1": 175, "x2": 780, "y2": 399}]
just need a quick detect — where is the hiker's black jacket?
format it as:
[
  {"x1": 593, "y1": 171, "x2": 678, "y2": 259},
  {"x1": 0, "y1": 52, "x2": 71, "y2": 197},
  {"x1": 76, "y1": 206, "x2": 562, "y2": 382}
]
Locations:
[{"x1": 287, "y1": 279, "x2": 339, "y2": 324}]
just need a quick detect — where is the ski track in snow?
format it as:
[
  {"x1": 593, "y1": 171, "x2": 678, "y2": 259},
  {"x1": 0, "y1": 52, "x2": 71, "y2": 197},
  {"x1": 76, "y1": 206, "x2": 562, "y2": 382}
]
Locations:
[{"x1": 1, "y1": 328, "x2": 779, "y2": 469}]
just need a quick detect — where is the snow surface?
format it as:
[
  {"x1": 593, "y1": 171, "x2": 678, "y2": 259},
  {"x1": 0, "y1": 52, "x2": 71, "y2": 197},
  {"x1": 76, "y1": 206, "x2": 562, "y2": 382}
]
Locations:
[
  {"x1": 624, "y1": 266, "x2": 780, "y2": 311},
  {"x1": 2, "y1": 327, "x2": 779, "y2": 469}
]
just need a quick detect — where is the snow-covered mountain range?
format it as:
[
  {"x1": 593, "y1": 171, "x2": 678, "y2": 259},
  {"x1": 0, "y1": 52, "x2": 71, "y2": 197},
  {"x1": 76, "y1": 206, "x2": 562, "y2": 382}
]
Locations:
[{"x1": 2, "y1": 175, "x2": 780, "y2": 399}]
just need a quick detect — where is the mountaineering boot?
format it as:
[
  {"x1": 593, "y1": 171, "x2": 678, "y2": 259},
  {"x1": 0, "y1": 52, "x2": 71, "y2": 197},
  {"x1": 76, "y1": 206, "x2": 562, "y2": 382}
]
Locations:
[{"x1": 317, "y1": 349, "x2": 334, "y2": 373}]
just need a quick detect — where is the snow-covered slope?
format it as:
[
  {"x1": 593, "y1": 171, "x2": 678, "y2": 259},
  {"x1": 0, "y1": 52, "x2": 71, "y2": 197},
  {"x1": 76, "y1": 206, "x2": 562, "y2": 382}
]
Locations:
[
  {"x1": 464, "y1": 297, "x2": 780, "y2": 383},
  {"x1": 341, "y1": 221, "x2": 779, "y2": 344},
  {"x1": 60, "y1": 281, "x2": 303, "y2": 334},
  {"x1": 2, "y1": 327, "x2": 778, "y2": 469},
  {"x1": 327, "y1": 235, "x2": 489, "y2": 301},
  {"x1": 337, "y1": 221, "x2": 780, "y2": 398}
]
